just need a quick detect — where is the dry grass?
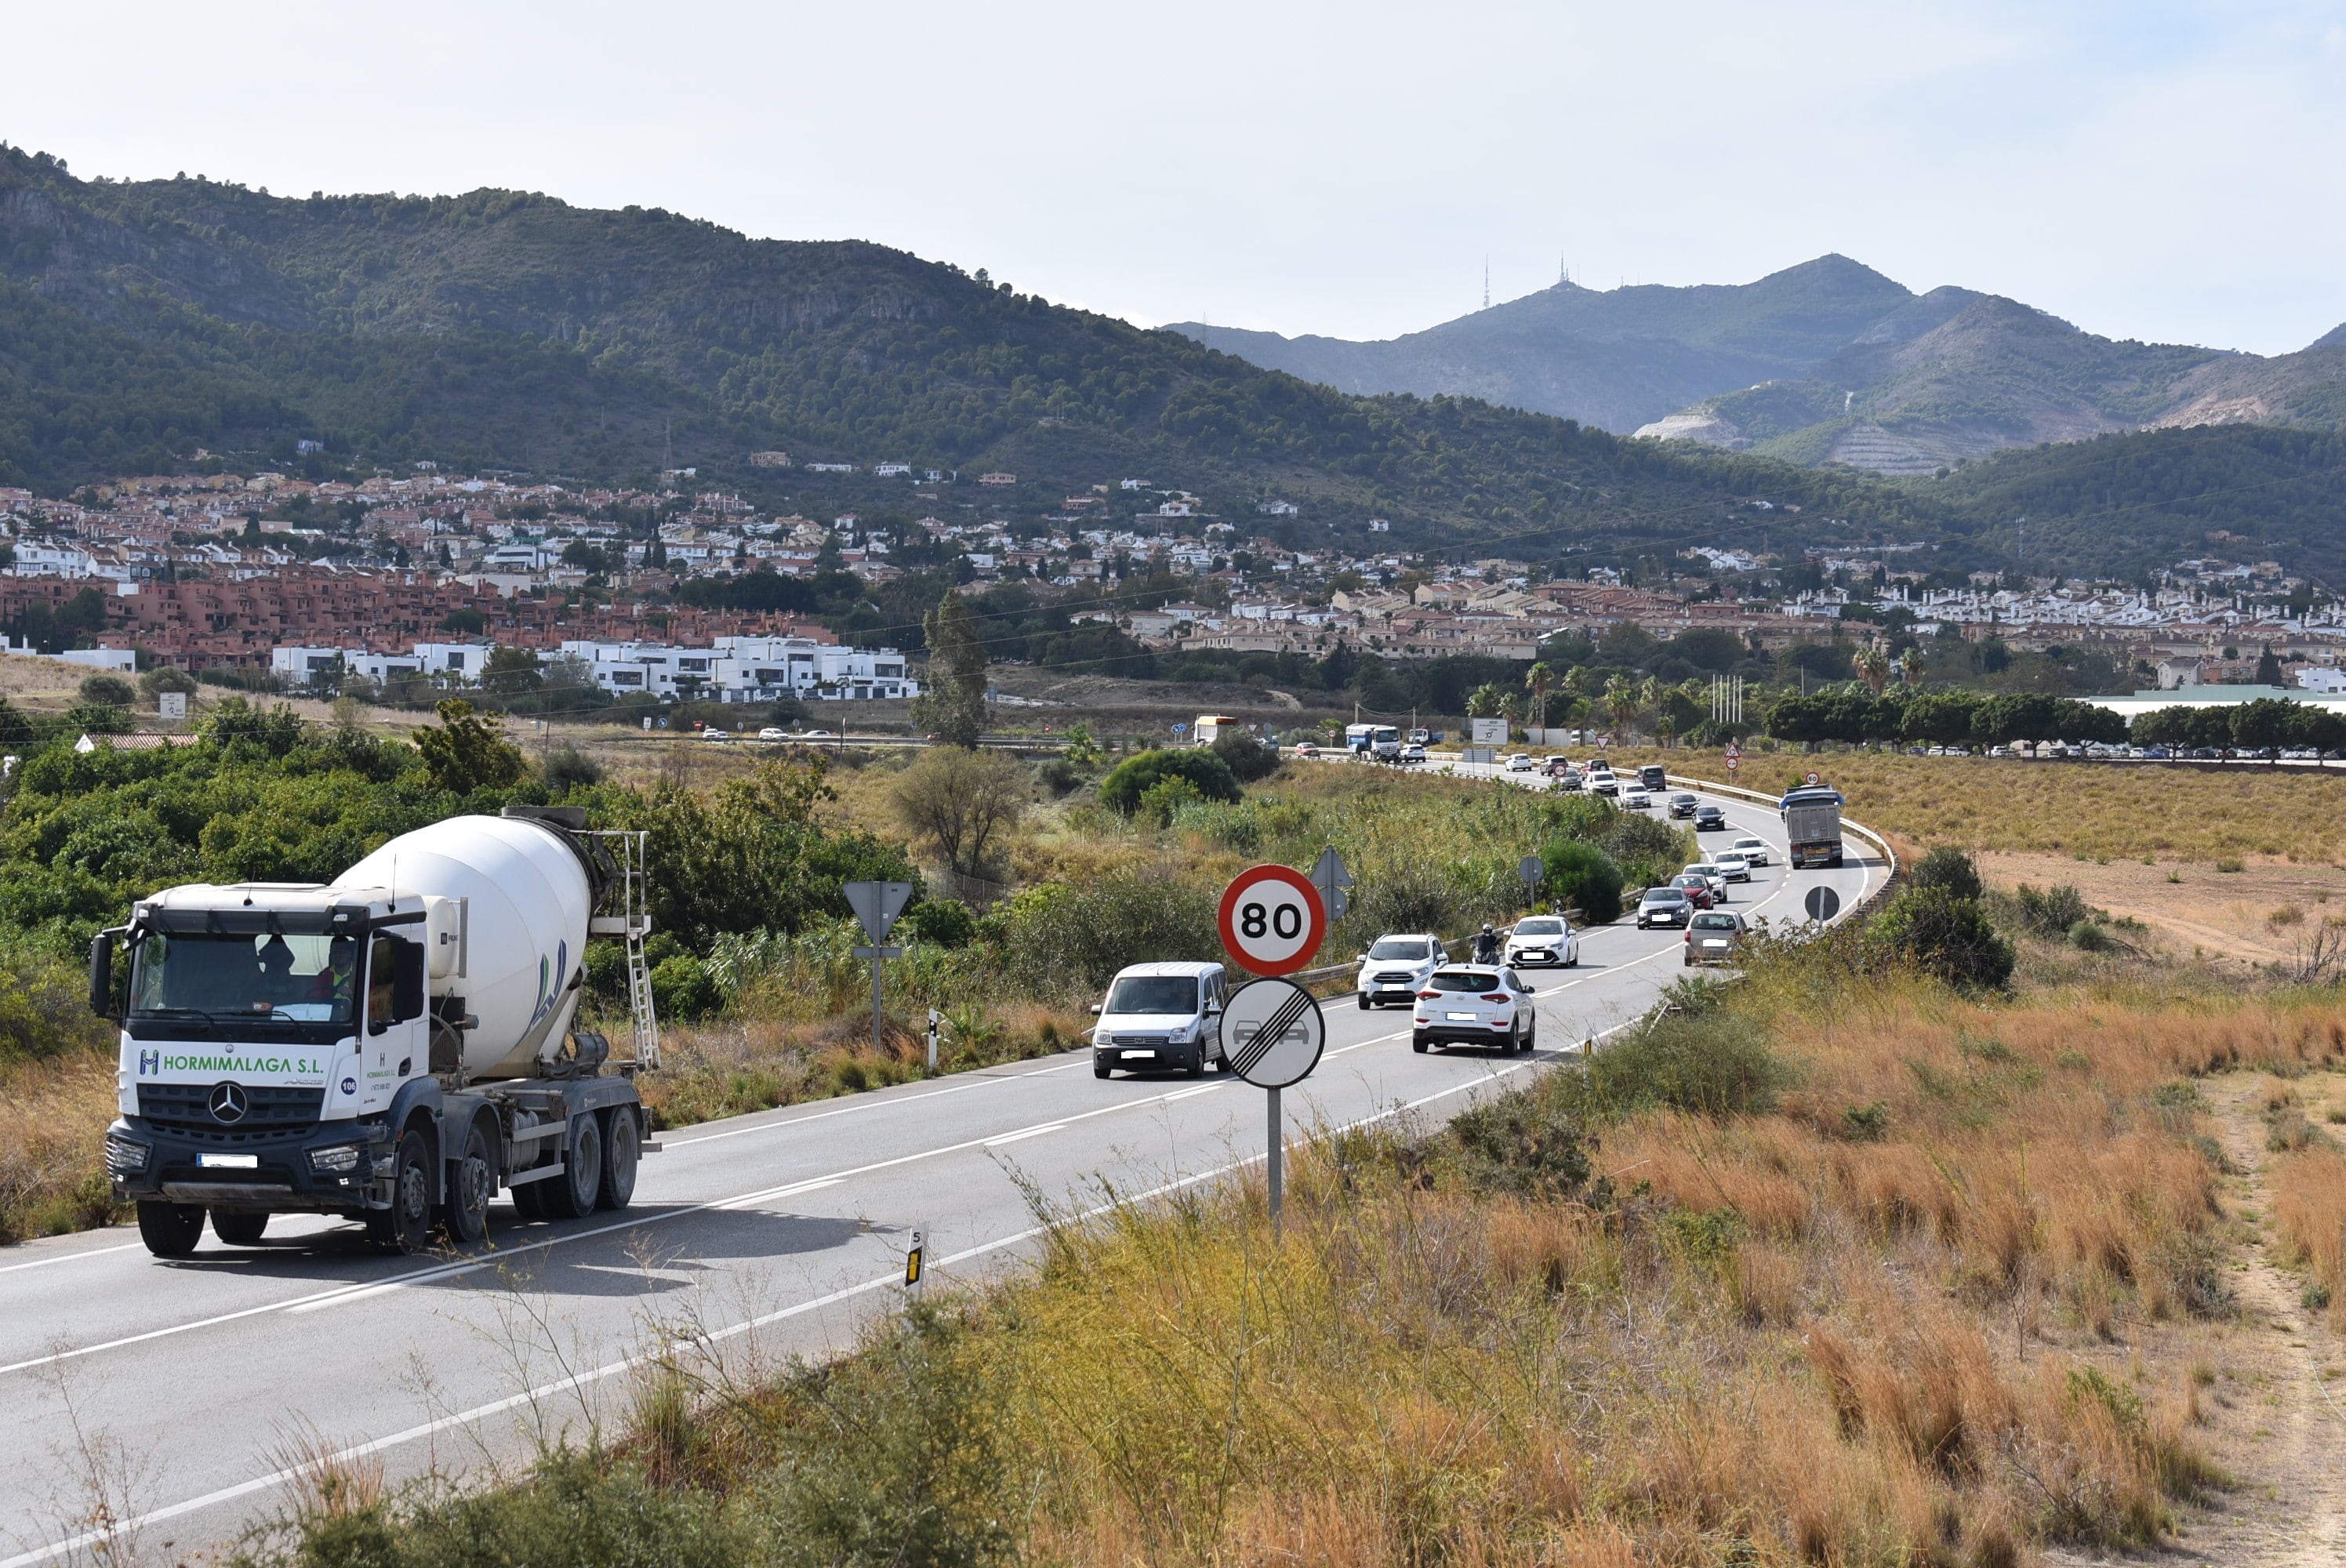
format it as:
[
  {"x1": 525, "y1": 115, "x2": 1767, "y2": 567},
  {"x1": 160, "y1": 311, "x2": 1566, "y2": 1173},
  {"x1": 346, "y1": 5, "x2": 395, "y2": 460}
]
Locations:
[
  {"x1": 2269, "y1": 1138, "x2": 2346, "y2": 1327},
  {"x1": 1617, "y1": 747, "x2": 2346, "y2": 866},
  {"x1": 637, "y1": 1001, "x2": 1087, "y2": 1130},
  {"x1": 0, "y1": 1048, "x2": 124, "y2": 1243}
]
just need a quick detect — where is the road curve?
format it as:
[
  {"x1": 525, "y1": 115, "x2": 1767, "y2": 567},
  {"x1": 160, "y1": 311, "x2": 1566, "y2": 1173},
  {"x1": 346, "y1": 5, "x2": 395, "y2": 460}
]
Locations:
[{"x1": 0, "y1": 775, "x2": 1878, "y2": 1566}]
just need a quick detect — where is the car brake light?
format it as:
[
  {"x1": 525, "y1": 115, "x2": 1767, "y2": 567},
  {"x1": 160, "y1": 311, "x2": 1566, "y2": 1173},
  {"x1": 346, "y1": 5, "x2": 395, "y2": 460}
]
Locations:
[
  {"x1": 1480, "y1": 993, "x2": 1508, "y2": 1003},
  {"x1": 1417, "y1": 990, "x2": 1439, "y2": 1000}
]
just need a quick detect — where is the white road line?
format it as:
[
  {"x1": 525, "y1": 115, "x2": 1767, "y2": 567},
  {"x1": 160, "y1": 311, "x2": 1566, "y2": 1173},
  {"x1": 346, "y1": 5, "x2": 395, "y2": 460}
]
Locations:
[
  {"x1": 0, "y1": 1243, "x2": 140, "y2": 1276},
  {"x1": 982, "y1": 1123, "x2": 1067, "y2": 1148}
]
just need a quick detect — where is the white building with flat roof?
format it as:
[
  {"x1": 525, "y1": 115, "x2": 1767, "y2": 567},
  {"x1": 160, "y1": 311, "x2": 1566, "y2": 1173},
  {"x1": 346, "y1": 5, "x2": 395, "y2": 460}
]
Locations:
[{"x1": 558, "y1": 635, "x2": 916, "y2": 703}]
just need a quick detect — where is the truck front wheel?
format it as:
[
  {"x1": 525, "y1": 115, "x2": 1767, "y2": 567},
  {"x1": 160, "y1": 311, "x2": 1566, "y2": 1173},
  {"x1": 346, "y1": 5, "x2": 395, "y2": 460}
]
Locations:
[
  {"x1": 440, "y1": 1122, "x2": 494, "y2": 1245},
  {"x1": 137, "y1": 1200, "x2": 205, "y2": 1258},
  {"x1": 366, "y1": 1128, "x2": 435, "y2": 1255},
  {"x1": 597, "y1": 1109, "x2": 640, "y2": 1211},
  {"x1": 543, "y1": 1114, "x2": 603, "y2": 1220}
]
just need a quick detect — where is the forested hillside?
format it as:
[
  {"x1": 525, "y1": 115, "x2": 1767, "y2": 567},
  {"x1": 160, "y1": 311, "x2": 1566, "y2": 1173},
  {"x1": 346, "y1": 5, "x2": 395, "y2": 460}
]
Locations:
[{"x1": 3, "y1": 145, "x2": 2344, "y2": 579}]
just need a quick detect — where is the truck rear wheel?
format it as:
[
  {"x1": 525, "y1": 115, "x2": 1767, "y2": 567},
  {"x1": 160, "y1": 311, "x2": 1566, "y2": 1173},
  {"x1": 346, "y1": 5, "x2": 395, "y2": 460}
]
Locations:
[
  {"x1": 440, "y1": 1122, "x2": 494, "y2": 1245},
  {"x1": 543, "y1": 1114, "x2": 602, "y2": 1220},
  {"x1": 597, "y1": 1109, "x2": 640, "y2": 1211},
  {"x1": 365, "y1": 1128, "x2": 435, "y2": 1255},
  {"x1": 137, "y1": 1200, "x2": 205, "y2": 1257},
  {"x1": 210, "y1": 1210, "x2": 267, "y2": 1247}
]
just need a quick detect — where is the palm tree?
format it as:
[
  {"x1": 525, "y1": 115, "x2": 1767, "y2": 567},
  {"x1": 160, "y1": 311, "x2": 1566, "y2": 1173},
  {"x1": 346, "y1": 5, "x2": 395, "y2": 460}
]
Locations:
[
  {"x1": 1603, "y1": 673, "x2": 1640, "y2": 736},
  {"x1": 1898, "y1": 647, "x2": 1926, "y2": 688},
  {"x1": 1855, "y1": 647, "x2": 1891, "y2": 695},
  {"x1": 1523, "y1": 661, "x2": 1556, "y2": 735}
]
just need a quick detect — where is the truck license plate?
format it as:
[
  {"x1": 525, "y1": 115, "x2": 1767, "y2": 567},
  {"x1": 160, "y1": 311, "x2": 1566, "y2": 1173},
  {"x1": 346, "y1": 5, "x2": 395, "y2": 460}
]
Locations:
[{"x1": 198, "y1": 1153, "x2": 260, "y2": 1169}]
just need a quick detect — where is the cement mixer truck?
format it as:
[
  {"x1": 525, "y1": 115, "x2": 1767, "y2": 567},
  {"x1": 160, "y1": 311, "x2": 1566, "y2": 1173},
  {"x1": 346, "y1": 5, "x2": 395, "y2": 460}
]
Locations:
[{"x1": 91, "y1": 806, "x2": 663, "y2": 1258}]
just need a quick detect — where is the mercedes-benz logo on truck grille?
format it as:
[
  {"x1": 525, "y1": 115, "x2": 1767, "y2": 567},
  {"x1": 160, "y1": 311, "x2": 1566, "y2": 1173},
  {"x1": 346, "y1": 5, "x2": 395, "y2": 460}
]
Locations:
[{"x1": 208, "y1": 1082, "x2": 249, "y2": 1123}]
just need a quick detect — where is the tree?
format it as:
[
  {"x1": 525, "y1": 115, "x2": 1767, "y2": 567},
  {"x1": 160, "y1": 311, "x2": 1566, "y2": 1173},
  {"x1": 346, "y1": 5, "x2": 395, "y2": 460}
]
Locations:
[
  {"x1": 481, "y1": 646, "x2": 544, "y2": 696},
  {"x1": 137, "y1": 666, "x2": 200, "y2": 708},
  {"x1": 1523, "y1": 661, "x2": 1556, "y2": 730},
  {"x1": 77, "y1": 673, "x2": 136, "y2": 709},
  {"x1": 1870, "y1": 885, "x2": 2014, "y2": 990},
  {"x1": 1210, "y1": 729, "x2": 1281, "y2": 782},
  {"x1": 1060, "y1": 721, "x2": 1105, "y2": 766},
  {"x1": 412, "y1": 699, "x2": 527, "y2": 793},
  {"x1": 1603, "y1": 673, "x2": 1640, "y2": 735},
  {"x1": 1854, "y1": 647, "x2": 1891, "y2": 696},
  {"x1": 889, "y1": 746, "x2": 1028, "y2": 877},
  {"x1": 1540, "y1": 840, "x2": 1625, "y2": 924},
  {"x1": 2256, "y1": 644, "x2": 2285, "y2": 687},
  {"x1": 912, "y1": 589, "x2": 989, "y2": 749},
  {"x1": 1898, "y1": 647, "x2": 1927, "y2": 688},
  {"x1": 1465, "y1": 682, "x2": 1519, "y2": 720},
  {"x1": 1909, "y1": 846, "x2": 1985, "y2": 902}
]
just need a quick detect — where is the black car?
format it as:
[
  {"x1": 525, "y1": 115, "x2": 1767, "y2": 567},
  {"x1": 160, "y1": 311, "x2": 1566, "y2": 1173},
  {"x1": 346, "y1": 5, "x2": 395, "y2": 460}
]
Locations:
[
  {"x1": 1669, "y1": 793, "x2": 1698, "y2": 818},
  {"x1": 1694, "y1": 804, "x2": 1727, "y2": 831}
]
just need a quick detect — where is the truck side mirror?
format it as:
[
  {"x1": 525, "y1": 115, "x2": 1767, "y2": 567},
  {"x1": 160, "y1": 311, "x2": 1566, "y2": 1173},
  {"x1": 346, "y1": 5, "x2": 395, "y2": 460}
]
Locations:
[
  {"x1": 87, "y1": 931, "x2": 118, "y2": 1018},
  {"x1": 392, "y1": 939, "x2": 427, "y2": 1024}
]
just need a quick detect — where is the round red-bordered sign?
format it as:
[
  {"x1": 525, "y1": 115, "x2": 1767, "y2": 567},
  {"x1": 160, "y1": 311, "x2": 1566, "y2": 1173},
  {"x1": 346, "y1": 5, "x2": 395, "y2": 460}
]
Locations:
[{"x1": 1217, "y1": 864, "x2": 1328, "y2": 977}]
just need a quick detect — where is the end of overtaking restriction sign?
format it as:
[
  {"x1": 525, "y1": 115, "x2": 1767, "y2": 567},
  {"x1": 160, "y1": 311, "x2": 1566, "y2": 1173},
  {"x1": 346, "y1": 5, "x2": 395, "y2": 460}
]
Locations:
[{"x1": 1217, "y1": 864, "x2": 1328, "y2": 976}]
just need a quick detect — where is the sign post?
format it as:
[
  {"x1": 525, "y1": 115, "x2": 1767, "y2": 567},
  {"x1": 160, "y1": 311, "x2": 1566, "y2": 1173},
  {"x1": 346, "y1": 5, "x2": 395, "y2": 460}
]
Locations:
[
  {"x1": 926, "y1": 1008, "x2": 942, "y2": 1072},
  {"x1": 1518, "y1": 855, "x2": 1545, "y2": 902},
  {"x1": 1218, "y1": 976, "x2": 1327, "y2": 1236},
  {"x1": 1725, "y1": 741, "x2": 1741, "y2": 780},
  {"x1": 1804, "y1": 885, "x2": 1841, "y2": 924},
  {"x1": 1309, "y1": 848, "x2": 1354, "y2": 924},
  {"x1": 844, "y1": 880, "x2": 916, "y2": 1053}
]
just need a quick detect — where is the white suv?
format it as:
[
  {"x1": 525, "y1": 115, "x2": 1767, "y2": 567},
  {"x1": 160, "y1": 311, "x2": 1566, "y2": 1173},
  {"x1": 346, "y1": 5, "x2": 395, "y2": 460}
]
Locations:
[
  {"x1": 1356, "y1": 933, "x2": 1444, "y2": 1009},
  {"x1": 1411, "y1": 966, "x2": 1538, "y2": 1054},
  {"x1": 1090, "y1": 961, "x2": 1227, "y2": 1079}
]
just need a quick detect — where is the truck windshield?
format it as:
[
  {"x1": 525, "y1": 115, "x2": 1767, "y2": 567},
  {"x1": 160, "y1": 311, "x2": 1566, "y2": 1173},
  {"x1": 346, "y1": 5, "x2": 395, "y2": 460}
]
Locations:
[
  {"x1": 1105, "y1": 976, "x2": 1198, "y2": 1015},
  {"x1": 131, "y1": 931, "x2": 360, "y2": 1024}
]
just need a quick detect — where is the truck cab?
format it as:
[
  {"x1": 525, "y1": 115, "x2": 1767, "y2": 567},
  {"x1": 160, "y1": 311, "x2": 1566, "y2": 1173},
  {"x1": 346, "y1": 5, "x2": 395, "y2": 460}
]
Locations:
[{"x1": 98, "y1": 884, "x2": 441, "y2": 1250}]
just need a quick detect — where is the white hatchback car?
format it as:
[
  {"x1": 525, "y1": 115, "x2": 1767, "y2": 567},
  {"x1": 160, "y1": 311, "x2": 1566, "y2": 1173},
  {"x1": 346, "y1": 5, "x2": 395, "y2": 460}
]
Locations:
[
  {"x1": 1411, "y1": 966, "x2": 1538, "y2": 1054},
  {"x1": 1506, "y1": 753, "x2": 1536, "y2": 772},
  {"x1": 1356, "y1": 933, "x2": 1445, "y2": 1009},
  {"x1": 1502, "y1": 915, "x2": 1579, "y2": 968},
  {"x1": 1711, "y1": 851, "x2": 1752, "y2": 883},
  {"x1": 1622, "y1": 786, "x2": 1652, "y2": 810},
  {"x1": 1090, "y1": 961, "x2": 1228, "y2": 1079},
  {"x1": 757, "y1": 727, "x2": 788, "y2": 742},
  {"x1": 1729, "y1": 834, "x2": 1770, "y2": 867}
]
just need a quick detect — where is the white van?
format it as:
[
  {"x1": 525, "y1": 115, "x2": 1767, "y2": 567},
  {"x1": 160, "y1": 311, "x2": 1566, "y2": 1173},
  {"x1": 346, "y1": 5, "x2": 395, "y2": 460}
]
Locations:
[{"x1": 1090, "y1": 960, "x2": 1228, "y2": 1079}]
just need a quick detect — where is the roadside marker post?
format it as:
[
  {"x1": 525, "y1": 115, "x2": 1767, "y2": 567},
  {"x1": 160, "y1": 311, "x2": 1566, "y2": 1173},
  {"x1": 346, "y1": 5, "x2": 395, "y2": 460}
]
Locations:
[
  {"x1": 844, "y1": 880, "x2": 916, "y2": 1054},
  {"x1": 1218, "y1": 975, "x2": 1327, "y2": 1236},
  {"x1": 926, "y1": 1007, "x2": 942, "y2": 1072},
  {"x1": 905, "y1": 1223, "x2": 927, "y2": 1300}
]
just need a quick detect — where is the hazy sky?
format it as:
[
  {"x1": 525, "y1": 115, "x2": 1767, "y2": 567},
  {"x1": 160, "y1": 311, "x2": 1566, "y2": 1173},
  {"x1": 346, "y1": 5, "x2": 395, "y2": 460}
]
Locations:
[{"x1": 9, "y1": 2, "x2": 2344, "y2": 354}]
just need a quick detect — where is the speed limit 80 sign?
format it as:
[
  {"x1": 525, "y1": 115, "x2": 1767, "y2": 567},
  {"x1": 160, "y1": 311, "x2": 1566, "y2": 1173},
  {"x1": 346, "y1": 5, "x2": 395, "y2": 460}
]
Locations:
[{"x1": 1217, "y1": 864, "x2": 1328, "y2": 977}]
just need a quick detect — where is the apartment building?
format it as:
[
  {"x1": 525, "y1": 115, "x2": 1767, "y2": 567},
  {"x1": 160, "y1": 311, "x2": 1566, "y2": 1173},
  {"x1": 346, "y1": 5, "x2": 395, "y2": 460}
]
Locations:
[{"x1": 559, "y1": 634, "x2": 917, "y2": 703}]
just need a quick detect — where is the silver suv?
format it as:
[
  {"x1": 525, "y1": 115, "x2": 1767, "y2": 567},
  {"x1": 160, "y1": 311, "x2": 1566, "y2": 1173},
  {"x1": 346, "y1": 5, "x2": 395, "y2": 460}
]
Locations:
[{"x1": 1356, "y1": 933, "x2": 1444, "y2": 1009}]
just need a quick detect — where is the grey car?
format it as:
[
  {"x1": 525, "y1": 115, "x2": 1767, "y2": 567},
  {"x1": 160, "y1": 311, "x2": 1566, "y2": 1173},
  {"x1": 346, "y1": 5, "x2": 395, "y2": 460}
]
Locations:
[{"x1": 1636, "y1": 887, "x2": 1692, "y2": 928}]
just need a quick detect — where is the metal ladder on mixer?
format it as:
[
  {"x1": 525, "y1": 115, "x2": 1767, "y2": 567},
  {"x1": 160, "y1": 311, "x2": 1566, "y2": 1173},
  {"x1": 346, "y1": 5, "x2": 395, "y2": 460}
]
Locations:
[{"x1": 586, "y1": 829, "x2": 662, "y2": 1072}]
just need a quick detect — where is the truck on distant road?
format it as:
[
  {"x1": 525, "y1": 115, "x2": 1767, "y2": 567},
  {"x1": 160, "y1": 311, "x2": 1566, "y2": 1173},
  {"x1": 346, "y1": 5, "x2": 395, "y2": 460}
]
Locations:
[
  {"x1": 93, "y1": 805, "x2": 662, "y2": 1258},
  {"x1": 1778, "y1": 785, "x2": 1846, "y2": 869},
  {"x1": 1344, "y1": 722, "x2": 1401, "y2": 761},
  {"x1": 1193, "y1": 714, "x2": 1244, "y2": 746}
]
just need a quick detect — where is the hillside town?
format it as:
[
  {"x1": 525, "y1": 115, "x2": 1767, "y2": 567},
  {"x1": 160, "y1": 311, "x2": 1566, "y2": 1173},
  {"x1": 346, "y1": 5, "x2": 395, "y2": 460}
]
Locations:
[{"x1": 3, "y1": 466, "x2": 2344, "y2": 702}]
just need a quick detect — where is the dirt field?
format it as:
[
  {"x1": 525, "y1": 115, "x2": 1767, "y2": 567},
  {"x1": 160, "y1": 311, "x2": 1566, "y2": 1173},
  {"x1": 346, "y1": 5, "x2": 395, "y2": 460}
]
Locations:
[{"x1": 1982, "y1": 851, "x2": 2346, "y2": 969}]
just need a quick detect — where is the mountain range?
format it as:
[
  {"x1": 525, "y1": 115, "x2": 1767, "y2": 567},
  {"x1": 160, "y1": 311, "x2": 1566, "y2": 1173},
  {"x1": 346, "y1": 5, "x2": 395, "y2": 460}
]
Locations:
[
  {"x1": 4, "y1": 144, "x2": 2346, "y2": 583},
  {"x1": 1170, "y1": 259, "x2": 2346, "y2": 477}
]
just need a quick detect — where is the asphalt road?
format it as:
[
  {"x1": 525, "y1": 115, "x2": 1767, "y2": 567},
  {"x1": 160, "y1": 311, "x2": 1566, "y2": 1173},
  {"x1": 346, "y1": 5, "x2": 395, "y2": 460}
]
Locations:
[{"x1": 0, "y1": 776, "x2": 1878, "y2": 1566}]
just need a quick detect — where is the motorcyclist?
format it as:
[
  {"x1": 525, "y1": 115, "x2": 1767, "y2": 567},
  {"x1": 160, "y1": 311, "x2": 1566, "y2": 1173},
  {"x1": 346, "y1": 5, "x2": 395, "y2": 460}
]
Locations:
[{"x1": 1472, "y1": 923, "x2": 1501, "y2": 964}]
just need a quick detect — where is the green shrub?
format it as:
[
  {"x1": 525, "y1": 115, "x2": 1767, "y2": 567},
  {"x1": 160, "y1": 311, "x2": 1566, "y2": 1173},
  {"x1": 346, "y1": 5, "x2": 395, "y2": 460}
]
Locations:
[
  {"x1": 1136, "y1": 775, "x2": 1204, "y2": 827},
  {"x1": 1574, "y1": 1003, "x2": 1789, "y2": 1120},
  {"x1": 650, "y1": 954, "x2": 721, "y2": 1022},
  {"x1": 1209, "y1": 729, "x2": 1281, "y2": 783},
  {"x1": 1871, "y1": 886, "x2": 2015, "y2": 990},
  {"x1": 1097, "y1": 748, "x2": 1240, "y2": 815},
  {"x1": 77, "y1": 673, "x2": 136, "y2": 709},
  {"x1": 2011, "y1": 882, "x2": 2090, "y2": 937},
  {"x1": 541, "y1": 744, "x2": 604, "y2": 791},
  {"x1": 899, "y1": 897, "x2": 977, "y2": 948},
  {"x1": 997, "y1": 874, "x2": 1222, "y2": 998},
  {"x1": 1540, "y1": 840, "x2": 1625, "y2": 924},
  {"x1": 1909, "y1": 845, "x2": 1984, "y2": 902},
  {"x1": 1440, "y1": 1091, "x2": 1590, "y2": 1198},
  {"x1": 0, "y1": 945, "x2": 112, "y2": 1062}
]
